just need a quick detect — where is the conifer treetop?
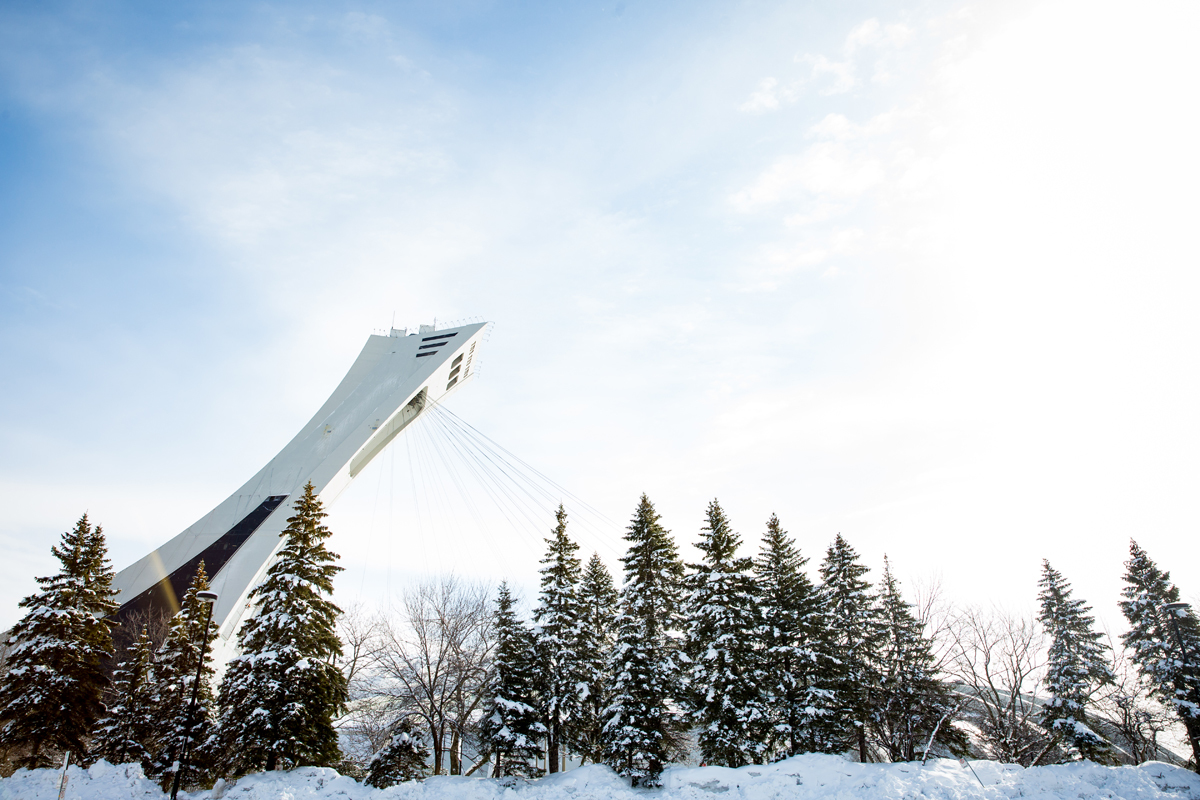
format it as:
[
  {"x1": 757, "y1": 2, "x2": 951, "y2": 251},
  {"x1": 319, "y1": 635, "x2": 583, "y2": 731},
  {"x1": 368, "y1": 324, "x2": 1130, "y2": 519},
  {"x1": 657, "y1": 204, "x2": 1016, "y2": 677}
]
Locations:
[
  {"x1": 214, "y1": 483, "x2": 347, "y2": 774},
  {"x1": 620, "y1": 493, "x2": 684, "y2": 590},
  {"x1": 539, "y1": 505, "x2": 581, "y2": 582},
  {"x1": 1118, "y1": 540, "x2": 1200, "y2": 768},
  {"x1": 1037, "y1": 559, "x2": 1112, "y2": 763},
  {"x1": 0, "y1": 514, "x2": 117, "y2": 767},
  {"x1": 690, "y1": 498, "x2": 752, "y2": 574}
]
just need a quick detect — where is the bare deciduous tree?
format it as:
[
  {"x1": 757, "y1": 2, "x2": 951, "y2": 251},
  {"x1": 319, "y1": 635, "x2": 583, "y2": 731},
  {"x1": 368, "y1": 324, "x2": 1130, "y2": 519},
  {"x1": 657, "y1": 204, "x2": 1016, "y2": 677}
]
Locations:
[
  {"x1": 911, "y1": 572, "x2": 956, "y2": 673},
  {"x1": 111, "y1": 606, "x2": 173, "y2": 659},
  {"x1": 333, "y1": 604, "x2": 389, "y2": 774},
  {"x1": 1095, "y1": 642, "x2": 1177, "y2": 765},
  {"x1": 374, "y1": 576, "x2": 495, "y2": 776},
  {"x1": 337, "y1": 603, "x2": 382, "y2": 690},
  {"x1": 947, "y1": 606, "x2": 1054, "y2": 766}
]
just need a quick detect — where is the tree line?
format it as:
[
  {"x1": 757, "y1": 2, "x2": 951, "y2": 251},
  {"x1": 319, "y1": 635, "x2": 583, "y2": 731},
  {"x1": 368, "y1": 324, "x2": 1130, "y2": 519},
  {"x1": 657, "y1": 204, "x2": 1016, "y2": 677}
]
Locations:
[
  {"x1": 345, "y1": 495, "x2": 1200, "y2": 785},
  {"x1": 0, "y1": 482, "x2": 347, "y2": 790},
  {"x1": 1, "y1": 489, "x2": 1198, "y2": 790}
]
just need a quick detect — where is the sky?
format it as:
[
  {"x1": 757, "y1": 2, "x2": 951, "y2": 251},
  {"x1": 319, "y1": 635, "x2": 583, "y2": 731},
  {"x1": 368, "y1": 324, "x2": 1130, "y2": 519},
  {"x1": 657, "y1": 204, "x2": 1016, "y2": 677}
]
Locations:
[{"x1": 1, "y1": 0, "x2": 1198, "y2": 635}]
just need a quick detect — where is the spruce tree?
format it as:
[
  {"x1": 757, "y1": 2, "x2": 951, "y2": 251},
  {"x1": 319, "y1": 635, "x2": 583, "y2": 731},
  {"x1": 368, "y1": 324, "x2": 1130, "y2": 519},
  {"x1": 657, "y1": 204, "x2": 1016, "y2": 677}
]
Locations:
[
  {"x1": 1119, "y1": 541, "x2": 1200, "y2": 770},
  {"x1": 754, "y1": 513, "x2": 829, "y2": 759},
  {"x1": 1037, "y1": 560, "x2": 1113, "y2": 763},
  {"x1": 817, "y1": 533, "x2": 881, "y2": 761},
  {"x1": 150, "y1": 562, "x2": 218, "y2": 786},
  {"x1": 532, "y1": 504, "x2": 584, "y2": 773},
  {"x1": 365, "y1": 717, "x2": 429, "y2": 787},
  {"x1": 574, "y1": 553, "x2": 617, "y2": 765},
  {"x1": 0, "y1": 514, "x2": 117, "y2": 768},
  {"x1": 92, "y1": 624, "x2": 158, "y2": 771},
  {"x1": 213, "y1": 482, "x2": 347, "y2": 773},
  {"x1": 601, "y1": 494, "x2": 685, "y2": 787},
  {"x1": 872, "y1": 557, "x2": 967, "y2": 762},
  {"x1": 682, "y1": 499, "x2": 768, "y2": 767},
  {"x1": 481, "y1": 582, "x2": 545, "y2": 777}
]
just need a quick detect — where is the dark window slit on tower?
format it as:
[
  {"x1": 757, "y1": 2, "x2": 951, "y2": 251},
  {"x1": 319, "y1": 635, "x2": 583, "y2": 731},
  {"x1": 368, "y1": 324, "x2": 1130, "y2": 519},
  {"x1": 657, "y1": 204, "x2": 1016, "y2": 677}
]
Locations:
[{"x1": 110, "y1": 494, "x2": 289, "y2": 630}]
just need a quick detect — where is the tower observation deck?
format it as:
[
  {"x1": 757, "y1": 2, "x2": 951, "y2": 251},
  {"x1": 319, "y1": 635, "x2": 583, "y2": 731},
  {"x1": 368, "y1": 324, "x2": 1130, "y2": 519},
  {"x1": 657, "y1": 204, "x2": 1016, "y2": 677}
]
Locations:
[{"x1": 108, "y1": 322, "x2": 489, "y2": 661}]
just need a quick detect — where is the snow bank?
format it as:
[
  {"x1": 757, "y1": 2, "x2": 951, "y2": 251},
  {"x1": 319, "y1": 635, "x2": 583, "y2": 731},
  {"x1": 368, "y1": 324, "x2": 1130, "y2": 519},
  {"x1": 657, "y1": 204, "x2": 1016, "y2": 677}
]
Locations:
[
  {"x1": 3, "y1": 755, "x2": 1198, "y2": 800},
  {"x1": 0, "y1": 759, "x2": 163, "y2": 799}
]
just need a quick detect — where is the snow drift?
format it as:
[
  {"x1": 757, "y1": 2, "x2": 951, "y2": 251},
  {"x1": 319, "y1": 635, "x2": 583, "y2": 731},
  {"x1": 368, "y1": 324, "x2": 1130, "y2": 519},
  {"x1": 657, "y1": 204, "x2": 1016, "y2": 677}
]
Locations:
[{"x1": 3, "y1": 754, "x2": 1198, "y2": 800}]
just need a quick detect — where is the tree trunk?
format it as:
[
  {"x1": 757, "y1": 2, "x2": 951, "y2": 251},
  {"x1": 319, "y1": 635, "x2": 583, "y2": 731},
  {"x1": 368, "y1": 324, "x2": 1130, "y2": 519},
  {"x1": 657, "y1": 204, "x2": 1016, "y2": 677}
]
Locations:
[
  {"x1": 1184, "y1": 715, "x2": 1200, "y2": 773},
  {"x1": 431, "y1": 721, "x2": 443, "y2": 775},
  {"x1": 548, "y1": 717, "x2": 560, "y2": 774}
]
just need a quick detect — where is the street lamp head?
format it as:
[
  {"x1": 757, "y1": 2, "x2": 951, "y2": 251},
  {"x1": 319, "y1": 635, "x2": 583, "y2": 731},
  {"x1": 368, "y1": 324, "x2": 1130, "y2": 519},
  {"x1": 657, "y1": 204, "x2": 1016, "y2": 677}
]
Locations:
[
  {"x1": 196, "y1": 591, "x2": 219, "y2": 605},
  {"x1": 1164, "y1": 602, "x2": 1191, "y2": 613}
]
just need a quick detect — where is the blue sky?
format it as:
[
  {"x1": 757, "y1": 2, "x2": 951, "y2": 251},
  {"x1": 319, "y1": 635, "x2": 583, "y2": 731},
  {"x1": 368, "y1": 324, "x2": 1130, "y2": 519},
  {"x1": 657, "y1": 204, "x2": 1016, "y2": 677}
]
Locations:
[{"x1": 2, "y1": 0, "x2": 1199, "y2": 631}]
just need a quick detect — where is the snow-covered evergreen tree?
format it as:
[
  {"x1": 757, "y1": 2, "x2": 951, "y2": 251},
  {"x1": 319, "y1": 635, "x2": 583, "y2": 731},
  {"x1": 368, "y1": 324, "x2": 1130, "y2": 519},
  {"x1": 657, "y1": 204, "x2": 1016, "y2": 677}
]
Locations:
[
  {"x1": 533, "y1": 504, "x2": 583, "y2": 773},
  {"x1": 365, "y1": 717, "x2": 429, "y2": 788},
  {"x1": 1119, "y1": 541, "x2": 1200, "y2": 769},
  {"x1": 872, "y1": 557, "x2": 967, "y2": 762},
  {"x1": 601, "y1": 494, "x2": 685, "y2": 787},
  {"x1": 213, "y1": 483, "x2": 348, "y2": 773},
  {"x1": 0, "y1": 514, "x2": 117, "y2": 768},
  {"x1": 1037, "y1": 560, "x2": 1113, "y2": 763},
  {"x1": 817, "y1": 533, "x2": 881, "y2": 761},
  {"x1": 150, "y1": 562, "x2": 218, "y2": 786},
  {"x1": 754, "y1": 514, "x2": 831, "y2": 758},
  {"x1": 92, "y1": 624, "x2": 158, "y2": 771},
  {"x1": 481, "y1": 582, "x2": 545, "y2": 777},
  {"x1": 682, "y1": 499, "x2": 767, "y2": 767},
  {"x1": 573, "y1": 552, "x2": 617, "y2": 765}
]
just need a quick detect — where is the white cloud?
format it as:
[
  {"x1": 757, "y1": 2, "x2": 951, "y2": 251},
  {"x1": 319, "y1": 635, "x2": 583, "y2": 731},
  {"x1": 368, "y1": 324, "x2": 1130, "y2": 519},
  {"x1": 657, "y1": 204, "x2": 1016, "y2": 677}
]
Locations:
[
  {"x1": 846, "y1": 18, "x2": 913, "y2": 53},
  {"x1": 739, "y1": 77, "x2": 783, "y2": 112},
  {"x1": 804, "y1": 54, "x2": 857, "y2": 95},
  {"x1": 796, "y1": 17, "x2": 915, "y2": 96},
  {"x1": 808, "y1": 111, "x2": 895, "y2": 140},
  {"x1": 731, "y1": 143, "x2": 885, "y2": 210},
  {"x1": 845, "y1": 18, "x2": 884, "y2": 53}
]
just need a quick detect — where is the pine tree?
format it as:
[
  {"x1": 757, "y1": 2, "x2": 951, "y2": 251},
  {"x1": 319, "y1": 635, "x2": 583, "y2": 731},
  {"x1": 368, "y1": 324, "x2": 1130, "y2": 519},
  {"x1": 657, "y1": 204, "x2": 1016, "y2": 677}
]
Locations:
[
  {"x1": 213, "y1": 482, "x2": 348, "y2": 773},
  {"x1": 481, "y1": 582, "x2": 545, "y2": 777},
  {"x1": 1119, "y1": 541, "x2": 1200, "y2": 770},
  {"x1": 0, "y1": 514, "x2": 117, "y2": 768},
  {"x1": 817, "y1": 533, "x2": 881, "y2": 761},
  {"x1": 682, "y1": 499, "x2": 768, "y2": 767},
  {"x1": 601, "y1": 494, "x2": 685, "y2": 787},
  {"x1": 532, "y1": 504, "x2": 584, "y2": 773},
  {"x1": 150, "y1": 562, "x2": 218, "y2": 786},
  {"x1": 754, "y1": 513, "x2": 830, "y2": 759},
  {"x1": 1037, "y1": 560, "x2": 1113, "y2": 763},
  {"x1": 365, "y1": 717, "x2": 429, "y2": 788},
  {"x1": 91, "y1": 624, "x2": 158, "y2": 771},
  {"x1": 574, "y1": 553, "x2": 617, "y2": 765},
  {"x1": 872, "y1": 557, "x2": 967, "y2": 762}
]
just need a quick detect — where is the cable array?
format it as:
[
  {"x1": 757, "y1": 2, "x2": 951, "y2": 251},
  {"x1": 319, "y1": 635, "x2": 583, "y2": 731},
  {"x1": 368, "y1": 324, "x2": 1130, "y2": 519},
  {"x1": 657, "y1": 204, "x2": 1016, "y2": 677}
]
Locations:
[{"x1": 363, "y1": 399, "x2": 629, "y2": 588}]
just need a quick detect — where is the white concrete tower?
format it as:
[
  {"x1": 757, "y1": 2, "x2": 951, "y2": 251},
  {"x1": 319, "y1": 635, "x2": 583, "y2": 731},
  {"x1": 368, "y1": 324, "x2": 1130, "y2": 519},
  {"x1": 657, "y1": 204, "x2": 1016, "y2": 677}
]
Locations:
[{"x1": 109, "y1": 321, "x2": 488, "y2": 661}]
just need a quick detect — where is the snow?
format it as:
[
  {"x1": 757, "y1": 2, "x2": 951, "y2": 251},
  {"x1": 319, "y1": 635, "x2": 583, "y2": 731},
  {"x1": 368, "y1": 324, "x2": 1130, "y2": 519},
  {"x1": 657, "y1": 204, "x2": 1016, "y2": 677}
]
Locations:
[{"x1": 4, "y1": 755, "x2": 1199, "y2": 800}]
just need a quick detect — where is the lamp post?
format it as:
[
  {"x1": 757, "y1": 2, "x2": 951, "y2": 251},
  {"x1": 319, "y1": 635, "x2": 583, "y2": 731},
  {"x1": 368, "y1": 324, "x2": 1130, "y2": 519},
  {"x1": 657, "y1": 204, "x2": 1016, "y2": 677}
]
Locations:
[
  {"x1": 1160, "y1": 601, "x2": 1199, "y2": 769},
  {"x1": 170, "y1": 589, "x2": 218, "y2": 800},
  {"x1": 1163, "y1": 602, "x2": 1194, "y2": 665}
]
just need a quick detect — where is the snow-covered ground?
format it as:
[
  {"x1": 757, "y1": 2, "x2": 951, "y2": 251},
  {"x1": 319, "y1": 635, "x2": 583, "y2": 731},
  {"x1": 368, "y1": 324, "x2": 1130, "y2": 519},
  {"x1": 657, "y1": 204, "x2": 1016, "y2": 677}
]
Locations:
[{"x1": 3, "y1": 755, "x2": 1198, "y2": 800}]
